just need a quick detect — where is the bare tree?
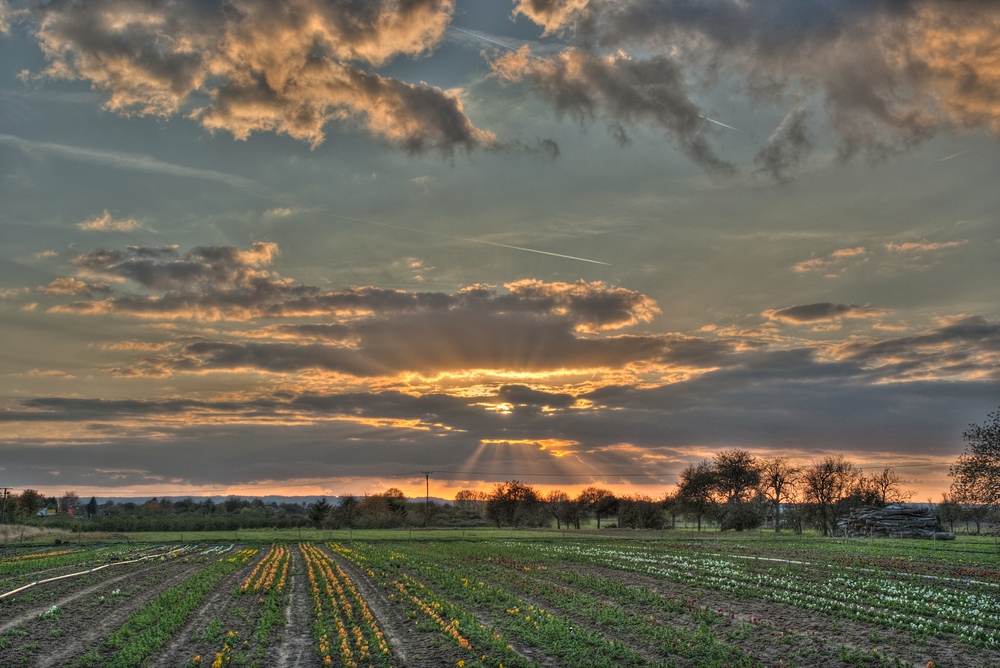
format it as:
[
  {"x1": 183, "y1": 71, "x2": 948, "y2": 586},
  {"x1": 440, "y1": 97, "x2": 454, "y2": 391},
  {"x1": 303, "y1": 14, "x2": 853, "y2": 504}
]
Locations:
[
  {"x1": 859, "y1": 466, "x2": 913, "y2": 507},
  {"x1": 949, "y1": 407, "x2": 1000, "y2": 514},
  {"x1": 759, "y1": 456, "x2": 801, "y2": 532},
  {"x1": 801, "y1": 455, "x2": 861, "y2": 536}
]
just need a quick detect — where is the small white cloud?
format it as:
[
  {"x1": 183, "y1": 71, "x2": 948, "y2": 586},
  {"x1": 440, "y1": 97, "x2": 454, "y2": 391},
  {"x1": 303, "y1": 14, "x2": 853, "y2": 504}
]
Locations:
[
  {"x1": 0, "y1": 287, "x2": 30, "y2": 300},
  {"x1": 77, "y1": 210, "x2": 143, "y2": 232},
  {"x1": 34, "y1": 250, "x2": 59, "y2": 259}
]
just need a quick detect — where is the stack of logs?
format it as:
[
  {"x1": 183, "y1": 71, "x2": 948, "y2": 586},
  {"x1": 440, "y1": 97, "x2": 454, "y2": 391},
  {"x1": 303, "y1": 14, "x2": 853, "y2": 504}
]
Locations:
[{"x1": 837, "y1": 506, "x2": 955, "y2": 540}]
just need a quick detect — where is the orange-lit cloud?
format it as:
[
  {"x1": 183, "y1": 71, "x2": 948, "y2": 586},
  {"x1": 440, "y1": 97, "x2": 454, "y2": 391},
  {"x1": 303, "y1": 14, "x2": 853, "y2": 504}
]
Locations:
[
  {"x1": 501, "y1": 0, "x2": 1000, "y2": 176},
  {"x1": 23, "y1": 0, "x2": 493, "y2": 154},
  {"x1": 77, "y1": 210, "x2": 143, "y2": 232}
]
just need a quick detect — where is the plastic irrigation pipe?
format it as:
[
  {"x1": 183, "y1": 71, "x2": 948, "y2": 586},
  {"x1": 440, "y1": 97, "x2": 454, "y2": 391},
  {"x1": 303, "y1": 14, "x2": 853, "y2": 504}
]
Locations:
[{"x1": 0, "y1": 546, "x2": 187, "y2": 600}]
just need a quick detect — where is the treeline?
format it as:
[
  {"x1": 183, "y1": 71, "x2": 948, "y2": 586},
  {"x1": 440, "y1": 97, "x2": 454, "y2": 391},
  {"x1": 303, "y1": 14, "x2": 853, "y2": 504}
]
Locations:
[
  {"x1": 1, "y1": 492, "x2": 314, "y2": 532},
  {"x1": 3, "y1": 449, "x2": 996, "y2": 534}
]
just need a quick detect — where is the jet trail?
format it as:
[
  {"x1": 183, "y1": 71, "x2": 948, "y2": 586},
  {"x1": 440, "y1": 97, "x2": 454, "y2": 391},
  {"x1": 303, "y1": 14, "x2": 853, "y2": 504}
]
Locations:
[
  {"x1": 449, "y1": 26, "x2": 532, "y2": 55},
  {"x1": 932, "y1": 148, "x2": 974, "y2": 163},
  {"x1": 449, "y1": 26, "x2": 739, "y2": 132},
  {"x1": 700, "y1": 115, "x2": 741, "y2": 132},
  {"x1": 326, "y1": 213, "x2": 611, "y2": 266}
]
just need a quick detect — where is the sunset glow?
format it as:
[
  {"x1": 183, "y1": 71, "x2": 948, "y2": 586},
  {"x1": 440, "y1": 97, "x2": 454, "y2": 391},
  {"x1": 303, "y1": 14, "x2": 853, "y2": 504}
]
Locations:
[{"x1": 0, "y1": 0, "x2": 997, "y2": 504}]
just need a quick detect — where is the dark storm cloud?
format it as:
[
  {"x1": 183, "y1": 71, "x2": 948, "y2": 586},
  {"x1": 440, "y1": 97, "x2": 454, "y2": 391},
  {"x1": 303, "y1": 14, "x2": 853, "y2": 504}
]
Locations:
[
  {"x1": 764, "y1": 302, "x2": 886, "y2": 324},
  {"x1": 17, "y1": 0, "x2": 494, "y2": 154},
  {"x1": 504, "y1": 0, "x2": 1000, "y2": 174}
]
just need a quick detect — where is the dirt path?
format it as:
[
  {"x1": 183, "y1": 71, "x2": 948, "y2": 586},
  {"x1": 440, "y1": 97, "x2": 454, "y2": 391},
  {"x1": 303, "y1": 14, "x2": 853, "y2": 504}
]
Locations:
[{"x1": 272, "y1": 545, "x2": 320, "y2": 668}]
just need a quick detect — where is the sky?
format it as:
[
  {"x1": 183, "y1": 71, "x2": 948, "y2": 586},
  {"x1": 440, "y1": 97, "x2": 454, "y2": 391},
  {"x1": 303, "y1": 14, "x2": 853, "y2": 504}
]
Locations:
[{"x1": 0, "y1": 0, "x2": 998, "y2": 503}]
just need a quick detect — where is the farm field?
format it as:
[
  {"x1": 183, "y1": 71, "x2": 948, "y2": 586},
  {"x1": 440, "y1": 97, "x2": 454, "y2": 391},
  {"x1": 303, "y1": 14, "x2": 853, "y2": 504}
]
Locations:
[{"x1": 1, "y1": 536, "x2": 998, "y2": 667}]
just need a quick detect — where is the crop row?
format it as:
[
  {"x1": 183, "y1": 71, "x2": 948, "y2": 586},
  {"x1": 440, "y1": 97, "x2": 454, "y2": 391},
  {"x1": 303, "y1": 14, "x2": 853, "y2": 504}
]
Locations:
[
  {"x1": 530, "y1": 543, "x2": 1000, "y2": 648},
  {"x1": 240, "y1": 544, "x2": 290, "y2": 595},
  {"x1": 330, "y1": 542, "x2": 535, "y2": 668},
  {"x1": 74, "y1": 546, "x2": 255, "y2": 668},
  {"x1": 300, "y1": 542, "x2": 391, "y2": 667}
]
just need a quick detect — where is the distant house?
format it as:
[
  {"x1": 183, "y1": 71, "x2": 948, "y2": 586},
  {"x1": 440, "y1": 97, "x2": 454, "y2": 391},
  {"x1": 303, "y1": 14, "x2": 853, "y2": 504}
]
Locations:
[{"x1": 36, "y1": 508, "x2": 57, "y2": 517}]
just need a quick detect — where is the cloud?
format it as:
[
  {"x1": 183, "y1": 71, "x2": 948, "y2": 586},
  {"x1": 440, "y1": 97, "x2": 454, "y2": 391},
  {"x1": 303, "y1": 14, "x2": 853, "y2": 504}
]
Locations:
[
  {"x1": 507, "y1": 0, "x2": 1000, "y2": 175},
  {"x1": 38, "y1": 277, "x2": 111, "y2": 297},
  {"x1": 54, "y1": 243, "x2": 657, "y2": 329},
  {"x1": 0, "y1": 0, "x2": 12, "y2": 35},
  {"x1": 763, "y1": 303, "x2": 886, "y2": 324},
  {"x1": 34, "y1": 250, "x2": 59, "y2": 259},
  {"x1": 77, "y1": 210, "x2": 143, "y2": 232},
  {"x1": 0, "y1": 134, "x2": 258, "y2": 190},
  {"x1": 885, "y1": 240, "x2": 965, "y2": 253},
  {"x1": 753, "y1": 107, "x2": 812, "y2": 182},
  {"x1": 792, "y1": 246, "x2": 868, "y2": 274},
  {"x1": 0, "y1": 287, "x2": 30, "y2": 300},
  {"x1": 491, "y1": 46, "x2": 734, "y2": 173},
  {"x1": 21, "y1": 0, "x2": 494, "y2": 155},
  {"x1": 828, "y1": 316, "x2": 1000, "y2": 382}
]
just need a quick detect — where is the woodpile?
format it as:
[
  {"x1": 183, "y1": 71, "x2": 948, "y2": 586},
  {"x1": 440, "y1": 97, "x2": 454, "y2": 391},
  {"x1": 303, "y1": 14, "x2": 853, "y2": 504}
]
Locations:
[{"x1": 837, "y1": 506, "x2": 955, "y2": 540}]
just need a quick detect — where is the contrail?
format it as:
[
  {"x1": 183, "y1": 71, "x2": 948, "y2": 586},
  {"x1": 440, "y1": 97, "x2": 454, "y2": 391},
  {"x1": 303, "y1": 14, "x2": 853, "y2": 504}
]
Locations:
[
  {"x1": 932, "y1": 147, "x2": 974, "y2": 163},
  {"x1": 0, "y1": 134, "x2": 258, "y2": 191},
  {"x1": 326, "y1": 213, "x2": 611, "y2": 266},
  {"x1": 449, "y1": 26, "x2": 540, "y2": 58},
  {"x1": 449, "y1": 26, "x2": 739, "y2": 132},
  {"x1": 700, "y1": 115, "x2": 741, "y2": 132}
]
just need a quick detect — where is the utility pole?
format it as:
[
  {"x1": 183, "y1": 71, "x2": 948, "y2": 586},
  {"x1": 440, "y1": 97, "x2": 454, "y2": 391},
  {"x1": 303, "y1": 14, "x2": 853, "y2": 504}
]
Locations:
[
  {"x1": 1, "y1": 488, "x2": 10, "y2": 525},
  {"x1": 421, "y1": 471, "x2": 433, "y2": 528}
]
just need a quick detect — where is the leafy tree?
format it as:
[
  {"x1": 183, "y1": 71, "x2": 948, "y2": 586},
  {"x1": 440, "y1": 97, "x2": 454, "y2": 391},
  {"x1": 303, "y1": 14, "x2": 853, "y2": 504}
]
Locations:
[
  {"x1": 758, "y1": 456, "x2": 800, "y2": 532},
  {"x1": 86, "y1": 496, "x2": 99, "y2": 518},
  {"x1": 455, "y1": 490, "x2": 487, "y2": 515},
  {"x1": 485, "y1": 481, "x2": 541, "y2": 528},
  {"x1": 713, "y1": 450, "x2": 761, "y2": 503},
  {"x1": 676, "y1": 461, "x2": 716, "y2": 531},
  {"x1": 949, "y1": 407, "x2": 1000, "y2": 514},
  {"x1": 577, "y1": 487, "x2": 615, "y2": 528},
  {"x1": 801, "y1": 455, "x2": 860, "y2": 536},
  {"x1": 713, "y1": 450, "x2": 764, "y2": 531},
  {"x1": 308, "y1": 497, "x2": 331, "y2": 527},
  {"x1": 16, "y1": 489, "x2": 44, "y2": 518},
  {"x1": 60, "y1": 490, "x2": 80, "y2": 515},
  {"x1": 338, "y1": 495, "x2": 359, "y2": 529},
  {"x1": 617, "y1": 494, "x2": 664, "y2": 529}
]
